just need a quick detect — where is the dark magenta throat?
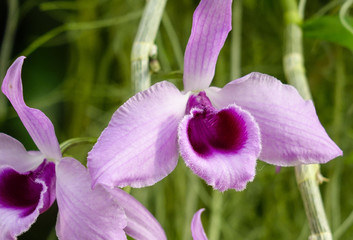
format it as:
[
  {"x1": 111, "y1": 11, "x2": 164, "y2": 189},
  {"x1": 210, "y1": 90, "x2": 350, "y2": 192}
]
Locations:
[
  {"x1": 0, "y1": 168, "x2": 42, "y2": 217},
  {"x1": 0, "y1": 160, "x2": 56, "y2": 217},
  {"x1": 186, "y1": 91, "x2": 248, "y2": 157}
]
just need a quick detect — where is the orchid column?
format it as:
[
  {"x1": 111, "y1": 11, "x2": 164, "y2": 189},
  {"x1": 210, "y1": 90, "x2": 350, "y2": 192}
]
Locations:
[{"x1": 282, "y1": 0, "x2": 332, "y2": 239}]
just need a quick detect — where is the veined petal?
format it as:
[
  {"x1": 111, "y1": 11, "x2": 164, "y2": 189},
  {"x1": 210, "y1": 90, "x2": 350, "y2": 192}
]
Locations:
[
  {"x1": 88, "y1": 81, "x2": 189, "y2": 188},
  {"x1": 107, "y1": 188, "x2": 167, "y2": 240},
  {"x1": 206, "y1": 72, "x2": 343, "y2": 166},
  {"x1": 0, "y1": 133, "x2": 43, "y2": 172},
  {"x1": 183, "y1": 0, "x2": 232, "y2": 91},
  {"x1": 0, "y1": 161, "x2": 56, "y2": 240},
  {"x1": 1, "y1": 57, "x2": 61, "y2": 160},
  {"x1": 179, "y1": 104, "x2": 261, "y2": 191},
  {"x1": 55, "y1": 158, "x2": 127, "y2": 240},
  {"x1": 191, "y1": 209, "x2": 208, "y2": 240}
]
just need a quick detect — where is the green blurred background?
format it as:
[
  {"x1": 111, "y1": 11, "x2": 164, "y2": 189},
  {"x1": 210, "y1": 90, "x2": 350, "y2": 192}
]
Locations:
[{"x1": 1, "y1": 0, "x2": 352, "y2": 239}]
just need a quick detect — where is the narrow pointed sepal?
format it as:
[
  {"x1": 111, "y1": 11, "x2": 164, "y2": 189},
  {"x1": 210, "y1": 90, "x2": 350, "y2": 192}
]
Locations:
[
  {"x1": 191, "y1": 209, "x2": 208, "y2": 240},
  {"x1": 55, "y1": 158, "x2": 127, "y2": 240},
  {"x1": 1, "y1": 57, "x2": 61, "y2": 160},
  {"x1": 183, "y1": 0, "x2": 232, "y2": 91},
  {"x1": 107, "y1": 188, "x2": 167, "y2": 240}
]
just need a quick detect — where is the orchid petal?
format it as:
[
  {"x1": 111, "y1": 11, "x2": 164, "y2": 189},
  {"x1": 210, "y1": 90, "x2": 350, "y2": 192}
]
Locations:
[
  {"x1": 88, "y1": 81, "x2": 188, "y2": 188},
  {"x1": 56, "y1": 157, "x2": 127, "y2": 240},
  {"x1": 179, "y1": 104, "x2": 261, "y2": 191},
  {"x1": 107, "y1": 188, "x2": 167, "y2": 240},
  {"x1": 0, "y1": 161, "x2": 55, "y2": 240},
  {"x1": 191, "y1": 209, "x2": 208, "y2": 240},
  {"x1": 183, "y1": 0, "x2": 232, "y2": 91},
  {"x1": 0, "y1": 133, "x2": 43, "y2": 172},
  {"x1": 1, "y1": 57, "x2": 61, "y2": 160},
  {"x1": 206, "y1": 72, "x2": 342, "y2": 166}
]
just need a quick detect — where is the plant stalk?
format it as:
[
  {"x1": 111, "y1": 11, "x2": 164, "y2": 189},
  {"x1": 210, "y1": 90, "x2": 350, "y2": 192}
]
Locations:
[
  {"x1": 0, "y1": 0, "x2": 19, "y2": 79},
  {"x1": 328, "y1": 47, "x2": 345, "y2": 233},
  {"x1": 0, "y1": 0, "x2": 19, "y2": 125},
  {"x1": 208, "y1": 191, "x2": 223, "y2": 240},
  {"x1": 282, "y1": 0, "x2": 332, "y2": 239},
  {"x1": 230, "y1": 0, "x2": 242, "y2": 79},
  {"x1": 131, "y1": 0, "x2": 167, "y2": 93},
  {"x1": 68, "y1": 0, "x2": 100, "y2": 137},
  {"x1": 183, "y1": 174, "x2": 200, "y2": 240}
]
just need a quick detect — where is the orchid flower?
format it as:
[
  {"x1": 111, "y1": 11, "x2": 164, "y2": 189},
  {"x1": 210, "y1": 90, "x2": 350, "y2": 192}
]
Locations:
[
  {"x1": 88, "y1": 0, "x2": 342, "y2": 192},
  {"x1": 0, "y1": 57, "x2": 166, "y2": 240},
  {"x1": 191, "y1": 209, "x2": 208, "y2": 240}
]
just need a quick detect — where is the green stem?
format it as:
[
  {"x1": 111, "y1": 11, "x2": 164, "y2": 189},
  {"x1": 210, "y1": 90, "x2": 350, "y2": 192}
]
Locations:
[
  {"x1": 0, "y1": 0, "x2": 19, "y2": 125},
  {"x1": 230, "y1": 0, "x2": 242, "y2": 79},
  {"x1": 155, "y1": 183, "x2": 166, "y2": 230},
  {"x1": 334, "y1": 209, "x2": 353, "y2": 239},
  {"x1": 162, "y1": 12, "x2": 184, "y2": 70},
  {"x1": 131, "y1": 0, "x2": 167, "y2": 92},
  {"x1": 208, "y1": 191, "x2": 223, "y2": 240},
  {"x1": 329, "y1": 47, "x2": 345, "y2": 232},
  {"x1": 314, "y1": 1, "x2": 344, "y2": 18},
  {"x1": 67, "y1": 1, "x2": 99, "y2": 137},
  {"x1": 298, "y1": 0, "x2": 307, "y2": 19},
  {"x1": 0, "y1": 0, "x2": 18, "y2": 78},
  {"x1": 339, "y1": 0, "x2": 353, "y2": 35},
  {"x1": 282, "y1": 0, "x2": 332, "y2": 239},
  {"x1": 46, "y1": 227, "x2": 58, "y2": 240},
  {"x1": 20, "y1": 11, "x2": 141, "y2": 57},
  {"x1": 183, "y1": 173, "x2": 200, "y2": 240},
  {"x1": 60, "y1": 137, "x2": 97, "y2": 154}
]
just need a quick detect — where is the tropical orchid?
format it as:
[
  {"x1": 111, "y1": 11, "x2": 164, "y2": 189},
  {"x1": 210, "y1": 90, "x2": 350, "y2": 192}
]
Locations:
[
  {"x1": 88, "y1": 0, "x2": 342, "y2": 192},
  {"x1": 0, "y1": 57, "x2": 166, "y2": 240}
]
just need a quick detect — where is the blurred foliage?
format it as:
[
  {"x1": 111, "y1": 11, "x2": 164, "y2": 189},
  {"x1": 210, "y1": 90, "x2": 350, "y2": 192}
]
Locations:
[
  {"x1": 0, "y1": 0, "x2": 353, "y2": 239},
  {"x1": 303, "y1": 16, "x2": 353, "y2": 51}
]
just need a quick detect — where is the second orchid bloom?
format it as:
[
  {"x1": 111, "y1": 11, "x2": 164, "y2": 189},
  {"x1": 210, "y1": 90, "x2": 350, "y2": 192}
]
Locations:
[{"x1": 0, "y1": 57, "x2": 166, "y2": 240}]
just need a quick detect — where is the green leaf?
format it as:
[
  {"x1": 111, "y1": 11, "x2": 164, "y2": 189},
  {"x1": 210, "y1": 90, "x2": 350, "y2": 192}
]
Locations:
[
  {"x1": 303, "y1": 16, "x2": 353, "y2": 50},
  {"x1": 46, "y1": 228, "x2": 58, "y2": 240}
]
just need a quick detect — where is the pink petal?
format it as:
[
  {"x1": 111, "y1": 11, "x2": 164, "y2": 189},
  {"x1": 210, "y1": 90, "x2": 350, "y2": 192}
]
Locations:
[
  {"x1": 0, "y1": 133, "x2": 43, "y2": 172},
  {"x1": 0, "y1": 161, "x2": 56, "y2": 239},
  {"x1": 191, "y1": 209, "x2": 208, "y2": 240},
  {"x1": 107, "y1": 188, "x2": 167, "y2": 240},
  {"x1": 179, "y1": 104, "x2": 261, "y2": 191},
  {"x1": 55, "y1": 158, "x2": 127, "y2": 240},
  {"x1": 183, "y1": 0, "x2": 232, "y2": 91},
  {"x1": 88, "y1": 81, "x2": 189, "y2": 188},
  {"x1": 206, "y1": 72, "x2": 343, "y2": 166},
  {"x1": 1, "y1": 57, "x2": 61, "y2": 161}
]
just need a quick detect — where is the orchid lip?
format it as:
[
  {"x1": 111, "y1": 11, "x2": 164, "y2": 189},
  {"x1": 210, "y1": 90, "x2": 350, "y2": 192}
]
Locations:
[
  {"x1": 178, "y1": 102, "x2": 261, "y2": 191},
  {"x1": 187, "y1": 107, "x2": 248, "y2": 157},
  {"x1": 0, "y1": 159, "x2": 56, "y2": 218},
  {"x1": 0, "y1": 168, "x2": 43, "y2": 217},
  {"x1": 185, "y1": 92, "x2": 248, "y2": 157}
]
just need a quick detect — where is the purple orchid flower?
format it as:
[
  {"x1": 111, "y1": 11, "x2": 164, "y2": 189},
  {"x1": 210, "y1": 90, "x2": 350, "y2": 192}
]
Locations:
[
  {"x1": 0, "y1": 57, "x2": 166, "y2": 240},
  {"x1": 191, "y1": 209, "x2": 208, "y2": 240},
  {"x1": 88, "y1": 0, "x2": 342, "y2": 192}
]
